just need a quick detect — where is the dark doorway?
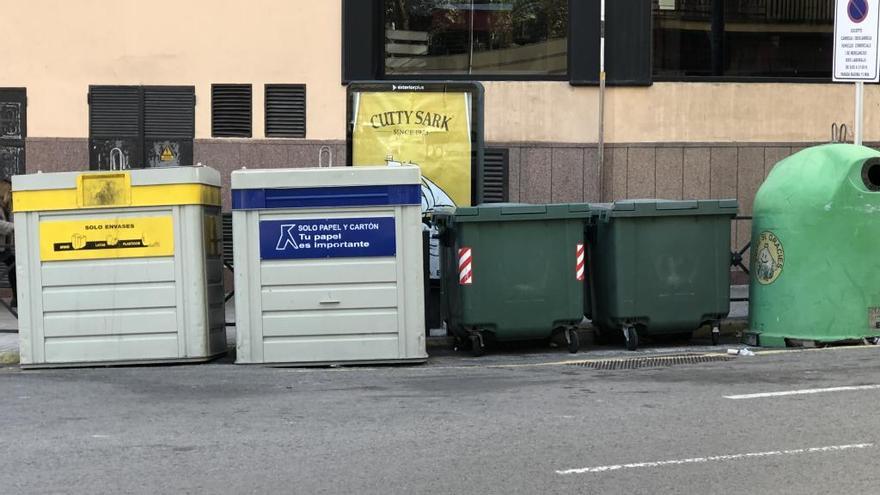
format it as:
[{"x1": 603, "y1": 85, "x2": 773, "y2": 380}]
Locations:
[{"x1": 0, "y1": 88, "x2": 26, "y2": 180}]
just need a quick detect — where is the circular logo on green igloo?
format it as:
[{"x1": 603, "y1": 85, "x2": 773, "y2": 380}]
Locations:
[{"x1": 754, "y1": 231, "x2": 784, "y2": 285}]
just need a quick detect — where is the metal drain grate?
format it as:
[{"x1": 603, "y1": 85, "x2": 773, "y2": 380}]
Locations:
[{"x1": 567, "y1": 353, "x2": 735, "y2": 370}]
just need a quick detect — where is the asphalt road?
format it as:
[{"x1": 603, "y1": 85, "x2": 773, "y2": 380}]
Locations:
[{"x1": 2, "y1": 343, "x2": 880, "y2": 494}]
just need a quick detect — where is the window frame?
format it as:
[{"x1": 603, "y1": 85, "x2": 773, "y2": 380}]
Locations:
[
  {"x1": 653, "y1": 75, "x2": 833, "y2": 83},
  {"x1": 352, "y1": 0, "x2": 836, "y2": 86},
  {"x1": 378, "y1": 0, "x2": 571, "y2": 81},
  {"x1": 651, "y1": 1, "x2": 836, "y2": 83}
]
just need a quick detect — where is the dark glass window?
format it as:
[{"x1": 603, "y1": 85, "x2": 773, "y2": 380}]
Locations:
[
  {"x1": 654, "y1": 0, "x2": 834, "y2": 79},
  {"x1": 384, "y1": 0, "x2": 568, "y2": 76}
]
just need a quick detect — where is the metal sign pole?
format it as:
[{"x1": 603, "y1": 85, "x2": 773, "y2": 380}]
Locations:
[
  {"x1": 834, "y1": 0, "x2": 877, "y2": 144},
  {"x1": 856, "y1": 81, "x2": 865, "y2": 145},
  {"x1": 597, "y1": 0, "x2": 606, "y2": 199}
]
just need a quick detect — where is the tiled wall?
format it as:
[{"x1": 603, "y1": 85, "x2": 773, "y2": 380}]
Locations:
[
  {"x1": 26, "y1": 137, "x2": 820, "y2": 268},
  {"x1": 497, "y1": 143, "x2": 820, "y2": 273},
  {"x1": 25, "y1": 138, "x2": 347, "y2": 212},
  {"x1": 192, "y1": 139, "x2": 347, "y2": 216}
]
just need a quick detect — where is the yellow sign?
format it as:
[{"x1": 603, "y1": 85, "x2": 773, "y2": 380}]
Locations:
[
  {"x1": 40, "y1": 216, "x2": 175, "y2": 261},
  {"x1": 160, "y1": 146, "x2": 174, "y2": 162},
  {"x1": 352, "y1": 91, "x2": 472, "y2": 207},
  {"x1": 754, "y1": 230, "x2": 784, "y2": 285}
]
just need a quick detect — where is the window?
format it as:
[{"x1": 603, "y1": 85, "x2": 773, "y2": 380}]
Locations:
[
  {"x1": 0, "y1": 88, "x2": 26, "y2": 179},
  {"x1": 88, "y1": 86, "x2": 194, "y2": 170},
  {"x1": 211, "y1": 84, "x2": 252, "y2": 138},
  {"x1": 654, "y1": 0, "x2": 834, "y2": 79},
  {"x1": 383, "y1": 0, "x2": 568, "y2": 76},
  {"x1": 265, "y1": 85, "x2": 306, "y2": 138}
]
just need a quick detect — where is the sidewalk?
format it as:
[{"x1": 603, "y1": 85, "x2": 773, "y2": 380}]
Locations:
[
  {"x1": 0, "y1": 333, "x2": 18, "y2": 364},
  {"x1": 0, "y1": 300, "x2": 18, "y2": 363}
]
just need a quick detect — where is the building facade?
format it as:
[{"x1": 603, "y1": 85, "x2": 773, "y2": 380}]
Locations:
[{"x1": 0, "y1": 0, "x2": 866, "y2": 257}]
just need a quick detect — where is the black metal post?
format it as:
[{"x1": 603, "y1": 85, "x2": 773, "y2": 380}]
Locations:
[{"x1": 711, "y1": 0, "x2": 725, "y2": 76}]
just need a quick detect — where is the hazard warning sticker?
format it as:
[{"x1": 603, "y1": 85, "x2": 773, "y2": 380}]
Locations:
[{"x1": 160, "y1": 146, "x2": 175, "y2": 162}]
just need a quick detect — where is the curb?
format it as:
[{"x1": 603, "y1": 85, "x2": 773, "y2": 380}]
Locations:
[{"x1": 427, "y1": 319, "x2": 748, "y2": 349}]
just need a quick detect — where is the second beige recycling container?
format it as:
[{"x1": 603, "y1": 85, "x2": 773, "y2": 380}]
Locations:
[{"x1": 231, "y1": 166, "x2": 427, "y2": 365}]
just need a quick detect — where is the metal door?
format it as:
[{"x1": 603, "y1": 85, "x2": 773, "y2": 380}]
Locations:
[
  {"x1": 143, "y1": 86, "x2": 194, "y2": 168},
  {"x1": 89, "y1": 86, "x2": 194, "y2": 170},
  {"x1": 88, "y1": 86, "x2": 142, "y2": 170},
  {"x1": 0, "y1": 88, "x2": 26, "y2": 179}
]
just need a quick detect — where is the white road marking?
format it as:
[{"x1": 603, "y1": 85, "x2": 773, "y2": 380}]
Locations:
[
  {"x1": 724, "y1": 384, "x2": 880, "y2": 400},
  {"x1": 556, "y1": 443, "x2": 873, "y2": 475}
]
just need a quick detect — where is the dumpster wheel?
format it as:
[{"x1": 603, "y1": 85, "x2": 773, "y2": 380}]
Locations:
[
  {"x1": 469, "y1": 333, "x2": 486, "y2": 357},
  {"x1": 565, "y1": 327, "x2": 579, "y2": 354},
  {"x1": 624, "y1": 325, "x2": 639, "y2": 351}
]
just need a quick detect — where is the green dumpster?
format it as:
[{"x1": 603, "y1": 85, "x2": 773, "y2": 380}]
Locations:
[
  {"x1": 747, "y1": 144, "x2": 880, "y2": 347},
  {"x1": 434, "y1": 204, "x2": 590, "y2": 356},
  {"x1": 587, "y1": 199, "x2": 738, "y2": 350}
]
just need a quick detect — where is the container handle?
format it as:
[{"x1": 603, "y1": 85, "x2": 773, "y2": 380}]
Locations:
[
  {"x1": 318, "y1": 146, "x2": 333, "y2": 168},
  {"x1": 655, "y1": 200, "x2": 698, "y2": 210},
  {"x1": 501, "y1": 205, "x2": 546, "y2": 215}
]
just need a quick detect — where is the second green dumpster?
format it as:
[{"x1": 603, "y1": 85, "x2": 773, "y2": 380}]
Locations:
[
  {"x1": 434, "y1": 204, "x2": 590, "y2": 356},
  {"x1": 587, "y1": 199, "x2": 738, "y2": 350}
]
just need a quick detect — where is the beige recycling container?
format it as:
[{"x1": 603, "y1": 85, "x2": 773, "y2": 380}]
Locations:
[
  {"x1": 13, "y1": 167, "x2": 226, "y2": 367},
  {"x1": 231, "y1": 165, "x2": 427, "y2": 365}
]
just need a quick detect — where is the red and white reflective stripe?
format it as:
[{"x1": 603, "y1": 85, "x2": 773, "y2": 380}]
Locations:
[
  {"x1": 458, "y1": 247, "x2": 473, "y2": 285},
  {"x1": 576, "y1": 243, "x2": 586, "y2": 281}
]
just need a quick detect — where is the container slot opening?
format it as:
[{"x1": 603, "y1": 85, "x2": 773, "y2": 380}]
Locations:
[{"x1": 862, "y1": 159, "x2": 880, "y2": 191}]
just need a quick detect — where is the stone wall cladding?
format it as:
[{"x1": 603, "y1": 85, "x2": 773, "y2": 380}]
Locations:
[{"x1": 25, "y1": 137, "x2": 831, "y2": 260}]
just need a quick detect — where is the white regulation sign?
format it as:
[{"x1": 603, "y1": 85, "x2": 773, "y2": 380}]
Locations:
[{"x1": 834, "y1": 0, "x2": 880, "y2": 81}]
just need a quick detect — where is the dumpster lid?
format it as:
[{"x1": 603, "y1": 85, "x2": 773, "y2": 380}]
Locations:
[
  {"x1": 609, "y1": 199, "x2": 738, "y2": 217},
  {"x1": 434, "y1": 203, "x2": 591, "y2": 222},
  {"x1": 12, "y1": 166, "x2": 221, "y2": 191},
  {"x1": 231, "y1": 166, "x2": 420, "y2": 190}
]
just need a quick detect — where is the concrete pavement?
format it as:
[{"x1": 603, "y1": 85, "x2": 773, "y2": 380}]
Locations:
[{"x1": 2, "y1": 345, "x2": 880, "y2": 493}]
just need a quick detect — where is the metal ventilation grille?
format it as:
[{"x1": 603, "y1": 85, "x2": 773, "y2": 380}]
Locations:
[
  {"x1": 222, "y1": 212, "x2": 234, "y2": 266},
  {"x1": 144, "y1": 87, "x2": 195, "y2": 139},
  {"x1": 567, "y1": 353, "x2": 734, "y2": 370},
  {"x1": 482, "y1": 148, "x2": 509, "y2": 203},
  {"x1": 265, "y1": 84, "x2": 306, "y2": 138},
  {"x1": 89, "y1": 86, "x2": 141, "y2": 138},
  {"x1": 212, "y1": 84, "x2": 252, "y2": 138}
]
